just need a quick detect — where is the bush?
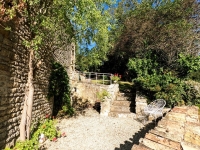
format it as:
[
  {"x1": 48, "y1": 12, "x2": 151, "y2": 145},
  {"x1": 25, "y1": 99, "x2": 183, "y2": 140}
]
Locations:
[
  {"x1": 188, "y1": 70, "x2": 200, "y2": 82},
  {"x1": 96, "y1": 89, "x2": 109, "y2": 102},
  {"x1": 48, "y1": 62, "x2": 74, "y2": 116},
  {"x1": 128, "y1": 55, "x2": 200, "y2": 108},
  {"x1": 6, "y1": 116, "x2": 63, "y2": 150}
]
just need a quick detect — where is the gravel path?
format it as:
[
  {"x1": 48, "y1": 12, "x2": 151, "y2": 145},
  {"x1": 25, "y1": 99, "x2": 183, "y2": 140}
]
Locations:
[{"x1": 42, "y1": 108, "x2": 144, "y2": 150}]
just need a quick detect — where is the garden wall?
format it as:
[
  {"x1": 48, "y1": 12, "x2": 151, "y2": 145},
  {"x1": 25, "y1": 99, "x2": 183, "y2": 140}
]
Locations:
[
  {"x1": 70, "y1": 80, "x2": 119, "y2": 116},
  {"x1": 0, "y1": 22, "x2": 53, "y2": 148},
  {"x1": 0, "y1": 20, "x2": 74, "y2": 148}
]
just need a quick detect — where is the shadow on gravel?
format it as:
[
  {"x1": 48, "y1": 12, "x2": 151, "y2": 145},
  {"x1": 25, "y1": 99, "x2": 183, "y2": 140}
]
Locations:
[{"x1": 114, "y1": 119, "x2": 159, "y2": 150}]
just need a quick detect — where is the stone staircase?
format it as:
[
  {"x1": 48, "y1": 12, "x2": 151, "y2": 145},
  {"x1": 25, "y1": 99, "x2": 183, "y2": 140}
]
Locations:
[
  {"x1": 108, "y1": 92, "x2": 136, "y2": 118},
  {"x1": 132, "y1": 106, "x2": 200, "y2": 150}
]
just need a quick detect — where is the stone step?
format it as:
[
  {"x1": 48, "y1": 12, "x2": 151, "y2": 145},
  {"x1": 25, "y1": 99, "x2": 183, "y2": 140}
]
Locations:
[
  {"x1": 184, "y1": 122, "x2": 200, "y2": 147},
  {"x1": 157, "y1": 118, "x2": 185, "y2": 134},
  {"x1": 110, "y1": 105, "x2": 133, "y2": 112},
  {"x1": 116, "y1": 95, "x2": 133, "y2": 101},
  {"x1": 109, "y1": 111, "x2": 136, "y2": 119},
  {"x1": 171, "y1": 106, "x2": 199, "y2": 123},
  {"x1": 112, "y1": 100, "x2": 134, "y2": 107},
  {"x1": 164, "y1": 112, "x2": 186, "y2": 123},
  {"x1": 181, "y1": 141, "x2": 200, "y2": 150},
  {"x1": 145, "y1": 133, "x2": 182, "y2": 150},
  {"x1": 118, "y1": 92, "x2": 133, "y2": 97},
  {"x1": 139, "y1": 138, "x2": 176, "y2": 150},
  {"x1": 150, "y1": 127, "x2": 183, "y2": 142},
  {"x1": 131, "y1": 143, "x2": 152, "y2": 150}
]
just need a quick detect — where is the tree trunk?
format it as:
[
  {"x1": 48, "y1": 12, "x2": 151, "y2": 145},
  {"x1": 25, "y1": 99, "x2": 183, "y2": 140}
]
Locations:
[{"x1": 19, "y1": 49, "x2": 35, "y2": 140}]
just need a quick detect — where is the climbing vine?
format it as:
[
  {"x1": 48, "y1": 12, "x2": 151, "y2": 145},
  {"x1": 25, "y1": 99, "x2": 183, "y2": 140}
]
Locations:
[{"x1": 48, "y1": 62, "x2": 74, "y2": 116}]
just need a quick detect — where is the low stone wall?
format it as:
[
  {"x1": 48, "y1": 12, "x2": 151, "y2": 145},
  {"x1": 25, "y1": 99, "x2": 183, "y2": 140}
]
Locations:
[
  {"x1": 100, "y1": 84, "x2": 119, "y2": 116},
  {"x1": 70, "y1": 81, "x2": 119, "y2": 116},
  {"x1": 135, "y1": 92, "x2": 147, "y2": 115},
  {"x1": 132, "y1": 106, "x2": 200, "y2": 150}
]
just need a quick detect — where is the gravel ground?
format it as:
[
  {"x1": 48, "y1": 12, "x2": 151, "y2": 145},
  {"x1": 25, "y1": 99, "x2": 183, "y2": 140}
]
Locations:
[{"x1": 42, "y1": 108, "x2": 144, "y2": 150}]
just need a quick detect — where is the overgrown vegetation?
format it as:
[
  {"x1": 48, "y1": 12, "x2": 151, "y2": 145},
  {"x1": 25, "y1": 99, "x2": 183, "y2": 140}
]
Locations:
[
  {"x1": 48, "y1": 62, "x2": 74, "y2": 116},
  {"x1": 127, "y1": 52, "x2": 200, "y2": 107},
  {"x1": 99, "y1": 0, "x2": 200, "y2": 108},
  {"x1": 0, "y1": 0, "x2": 114, "y2": 141},
  {"x1": 97, "y1": 89, "x2": 110, "y2": 102},
  {"x1": 119, "y1": 81, "x2": 134, "y2": 93},
  {"x1": 5, "y1": 116, "x2": 62, "y2": 150}
]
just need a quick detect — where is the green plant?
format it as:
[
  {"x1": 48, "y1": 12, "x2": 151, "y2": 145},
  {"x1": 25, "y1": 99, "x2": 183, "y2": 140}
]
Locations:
[
  {"x1": 188, "y1": 70, "x2": 200, "y2": 82},
  {"x1": 97, "y1": 89, "x2": 109, "y2": 102},
  {"x1": 128, "y1": 54, "x2": 200, "y2": 107},
  {"x1": 48, "y1": 62, "x2": 74, "y2": 116},
  {"x1": 177, "y1": 54, "x2": 200, "y2": 78},
  {"x1": 7, "y1": 116, "x2": 61, "y2": 150},
  {"x1": 111, "y1": 74, "x2": 121, "y2": 82}
]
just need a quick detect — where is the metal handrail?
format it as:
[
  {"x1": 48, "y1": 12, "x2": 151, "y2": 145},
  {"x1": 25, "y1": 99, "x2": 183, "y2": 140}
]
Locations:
[{"x1": 76, "y1": 71, "x2": 113, "y2": 85}]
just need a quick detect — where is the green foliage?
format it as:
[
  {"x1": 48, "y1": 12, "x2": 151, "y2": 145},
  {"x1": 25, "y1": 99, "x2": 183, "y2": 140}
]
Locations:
[
  {"x1": 100, "y1": 0, "x2": 197, "y2": 78},
  {"x1": 177, "y1": 53, "x2": 200, "y2": 78},
  {"x1": 111, "y1": 74, "x2": 121, "y2": 82},
  {"x1": 48, "y1": 62, "x2": 74, "y2": 116},
  {"x1": 188, "y1": 70, "x2": 200, "y2": 82},
  {"x1": 119, "y1": 81, "x2": 134, "y2": 93},
  {"x1": 6, "y1": 117, "x2": 60, "y2": 150},
  {"x1": 97, "y1": 89, "x2": 109, "y2": 102},
  {"x1": 32, "y1": 117, "x2": 59, "y2": 141},
  {"x1": 72, "y1": 0, "x2": 115, "y2": 71},
  {"x1": 128, "y1": 55, "x2": 200, "y2": 107}
]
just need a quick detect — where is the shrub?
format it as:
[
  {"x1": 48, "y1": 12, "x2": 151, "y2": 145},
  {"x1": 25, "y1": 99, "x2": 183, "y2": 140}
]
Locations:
[
  {"x1": 96, "y1": 89, "x2": 109, "y2": 102},
  {"x1": 111, "y1": 73, "x2": 121, "y2": 82},
  {"x1": 6, "y1": 116, "x2": 62, "y2": 150},
  {"x1": 48, "y1": 62, "x2": 74, "y2": 116},
  {"x1": 128, "y1": 55, "x2": 200, "y2": 108}
]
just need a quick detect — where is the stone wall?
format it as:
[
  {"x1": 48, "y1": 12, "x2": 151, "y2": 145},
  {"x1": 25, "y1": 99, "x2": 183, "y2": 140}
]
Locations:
[
  {"x1": 53, "y1": 43, "x2": 76, "y2": 76},
  {"x1": 132, "y1": 106, "x2": 200, "y2": 150},
  {"x1": 135, "y1": 92, "x2": 147, "y2": 115},
  {"x1": 0, "y1": 22, "x2": 53, "y2": 148},
  {"x1": 70, "y1": 81, "x2": 119, "y2": 116}
]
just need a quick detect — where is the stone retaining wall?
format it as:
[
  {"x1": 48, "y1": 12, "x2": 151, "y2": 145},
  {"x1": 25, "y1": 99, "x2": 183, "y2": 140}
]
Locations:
[
  {"x1": 135, "y1": 92, "x2": 147, "y2": 115},
  {"x1": 0, "y1": 22, "x2": 53, "y2": 148},
  {"x1": 70, "y1": 81, "x2": 119, "y2": 116},
  {"x1": 0, "y1": 19, "x2": 74, "y2": 149}
]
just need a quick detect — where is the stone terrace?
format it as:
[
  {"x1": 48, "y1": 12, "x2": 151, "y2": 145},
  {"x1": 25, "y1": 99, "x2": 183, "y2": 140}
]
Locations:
[{"x1": 132, "y1": 106, "x2": 200, "y2": 150}]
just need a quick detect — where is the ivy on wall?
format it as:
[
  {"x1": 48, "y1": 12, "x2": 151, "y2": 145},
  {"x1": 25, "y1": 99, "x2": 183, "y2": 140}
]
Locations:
[{"x1": 48, "y1": 62, "x2": 74, "y2": 116}]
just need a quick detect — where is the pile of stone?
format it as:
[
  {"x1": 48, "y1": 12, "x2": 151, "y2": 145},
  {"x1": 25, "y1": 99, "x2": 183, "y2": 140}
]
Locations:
[{"x1": 132, "y1": 106, "x2": 200, "y2": 150}]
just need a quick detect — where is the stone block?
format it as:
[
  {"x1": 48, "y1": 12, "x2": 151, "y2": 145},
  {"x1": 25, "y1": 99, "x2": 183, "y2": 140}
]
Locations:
[
  {"x1": 151, "y1": 127, "x2": 183, "y2": 142},
  {"x1": 145, "y1": 133, "x2": 181, "y2": 149},
  {"x1": 186, "y1": 106, "x2": 199, "y2": 116},
  {"x1": 185, "y1": 114, "x2": 199, "y2": 123},
  {"x1": 140, "y1": 138, "x2": 175, "y2": 150},
  {"x1": 110, "y1": 105, "x2": 130, "y2": 113},
  {"x1": 165, "y1": 112, "x2": 186, "y2": 122},
  {"x1": 112, "y1": 100, "x2": 131, "y2": 107},
  {"x1": 136, "y1": 102, "x2": 147, "y2": 114},
  {"x1": 158, "y1": 118, "x2": 185, "y2": 130},
  {"x1": 172, "y1": 106, "x2": 188, "y2": 114},
  {"x1": 181, "y1": 141, "x2": 200, "y2": 150},
  {"x1": 184, "y1": 122, "x2": 200, "y2": 147}
]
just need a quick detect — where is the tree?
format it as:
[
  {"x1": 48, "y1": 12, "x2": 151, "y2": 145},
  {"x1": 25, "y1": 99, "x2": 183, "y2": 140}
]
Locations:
[
  {"x1": 74, "y1": 0, "x2": 115, "y2": 71},
  {"x1": 0, "y1": 0, "x2": 114, "y2": 141},
  {"x1": 100, "y1": 0, "x2": 197, "y2": 78}
]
